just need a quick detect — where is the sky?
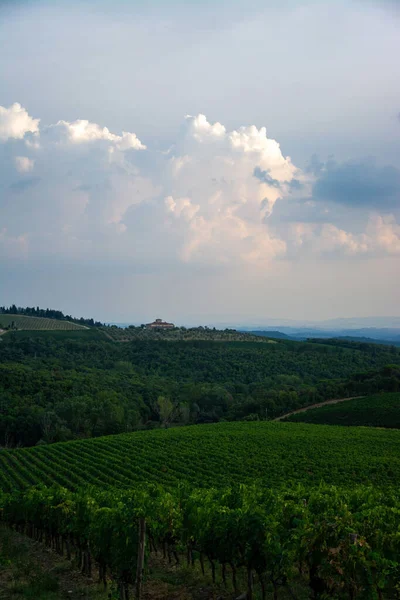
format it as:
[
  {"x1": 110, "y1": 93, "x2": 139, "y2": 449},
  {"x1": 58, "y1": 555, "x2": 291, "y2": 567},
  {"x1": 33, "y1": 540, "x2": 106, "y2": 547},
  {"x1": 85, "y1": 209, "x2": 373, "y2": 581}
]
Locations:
[{"x1": 0, "y1": 0, "x2": 399, "y2": 325}]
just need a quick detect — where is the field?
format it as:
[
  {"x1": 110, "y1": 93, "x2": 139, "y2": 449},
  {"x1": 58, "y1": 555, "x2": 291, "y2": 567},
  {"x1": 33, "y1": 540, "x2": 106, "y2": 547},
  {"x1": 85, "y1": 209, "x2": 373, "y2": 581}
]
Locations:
[
  {"x1": 101, "y1": 326, "x2": 276, "y2": 342},
  {"x1": 1, "y1": 421, "x2": 400, "y2": 492},
  {"x1": 286, "y1": 391, "x2": 400, "y2": 428},
  {"x1": 2, "y1": 421, "x2": 400, "y2": 598},
  {"x1": 0, "y1": 314, "x2": 88, "y2": 331}
]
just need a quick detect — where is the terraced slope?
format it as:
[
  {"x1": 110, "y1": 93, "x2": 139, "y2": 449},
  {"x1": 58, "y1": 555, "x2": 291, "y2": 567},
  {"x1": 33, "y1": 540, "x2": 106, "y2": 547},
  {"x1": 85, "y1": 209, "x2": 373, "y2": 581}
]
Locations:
[
  {"x1": 0, "y1": 314, "x2": 88, "y2": 331},
  {"x1": 1, "y1": 421, "x2": 400, "y2": 492},
  {"x1": 286, "y1": 391, "x2": 400, "y2": 428}
]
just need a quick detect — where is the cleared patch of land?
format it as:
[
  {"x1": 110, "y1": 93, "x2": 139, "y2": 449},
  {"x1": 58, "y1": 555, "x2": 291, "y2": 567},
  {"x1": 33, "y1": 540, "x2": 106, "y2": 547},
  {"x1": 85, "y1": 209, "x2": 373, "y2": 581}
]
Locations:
[{"x1": 0, "y1": 314, "x2": 88, "y2": 331}]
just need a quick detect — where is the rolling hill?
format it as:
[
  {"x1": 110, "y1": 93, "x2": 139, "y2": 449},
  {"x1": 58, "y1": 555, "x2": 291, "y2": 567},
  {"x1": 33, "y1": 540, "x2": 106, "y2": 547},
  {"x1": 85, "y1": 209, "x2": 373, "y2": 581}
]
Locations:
[
  {"x1": 0, "y1": 314, "x2": 88, "y2": 331},
  {"x1": 101, "y1": 325, "x2": 276, "y2": 343},
  {"x1": 1, "y1": 421, "x2": 400, "y2": 492}
]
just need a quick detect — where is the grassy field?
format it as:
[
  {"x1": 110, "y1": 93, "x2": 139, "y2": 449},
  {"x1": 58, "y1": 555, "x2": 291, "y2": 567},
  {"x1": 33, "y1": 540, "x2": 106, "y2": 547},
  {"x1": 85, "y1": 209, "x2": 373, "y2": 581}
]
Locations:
[
  {"x1": 1, "y1": 421, "x2": 400, "y2": 492},
  {"x1": 285, "y1": 391, "x2": 400, "y2": 428},
  {"x1": 0, "y1": 314, "x2": 88, "y2": 331}
]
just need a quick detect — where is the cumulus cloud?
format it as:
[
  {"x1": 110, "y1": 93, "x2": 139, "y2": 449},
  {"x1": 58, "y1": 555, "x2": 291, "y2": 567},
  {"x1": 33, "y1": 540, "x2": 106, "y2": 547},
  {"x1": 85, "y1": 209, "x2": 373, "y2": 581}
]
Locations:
[
  {"x1": 291, "y1": 223, "x2": 368, "y2": 256},
  {"x1": 0, "y1": 103, "x2": 399, "y2": 273},
  {"x1": 0, "y1": 103, "x2": 39, "y2": 141},
  {"x1": 48, "y1": 119, "x2": 146, "y2": 150},
  {"x1": 289, "y1": 214, "x2": 400, "y2": 258}
]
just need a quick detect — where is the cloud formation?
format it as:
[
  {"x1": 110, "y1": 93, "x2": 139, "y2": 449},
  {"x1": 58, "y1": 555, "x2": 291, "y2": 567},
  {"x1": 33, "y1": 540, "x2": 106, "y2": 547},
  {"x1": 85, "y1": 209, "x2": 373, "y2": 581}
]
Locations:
[
  {"x1": 0, "y1": 103, "x2": 40, "y2": 141},
  {"x1": 1, "y1": 103, "x2": 399, "y2": 276},
  {"x1": 49, "y1": 119, "x2": 146, "y2": 150}
]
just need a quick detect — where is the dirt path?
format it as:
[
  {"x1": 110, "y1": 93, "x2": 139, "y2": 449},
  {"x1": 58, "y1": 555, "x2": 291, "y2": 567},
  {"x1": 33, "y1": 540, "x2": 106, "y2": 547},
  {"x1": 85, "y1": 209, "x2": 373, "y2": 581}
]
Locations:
[{"x1": 274, "y1": 396, "x2": 363, "y2": 421}]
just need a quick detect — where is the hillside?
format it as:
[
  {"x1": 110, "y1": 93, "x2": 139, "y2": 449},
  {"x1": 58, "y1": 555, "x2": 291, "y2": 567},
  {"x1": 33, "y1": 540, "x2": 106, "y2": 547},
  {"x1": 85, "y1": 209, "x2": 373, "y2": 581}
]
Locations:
[
  {"x1": 285, "y1": 391, "x2": 400, "y2": 428},
  {"x1": 245, "y1": 329, "x2": 291, "y2": 340},
  {"x1": 0, "y1": 314, "x2": 88, "y2": 331},
  {"x1": 101, "y1": 325, "x2": 276, "y2": 343},
  {"x1": 1, "y1": 330, "x2": 400, "y2": 447},
  {"x1": 2, "y1": 421, "x2": 400, "y2": 491}
]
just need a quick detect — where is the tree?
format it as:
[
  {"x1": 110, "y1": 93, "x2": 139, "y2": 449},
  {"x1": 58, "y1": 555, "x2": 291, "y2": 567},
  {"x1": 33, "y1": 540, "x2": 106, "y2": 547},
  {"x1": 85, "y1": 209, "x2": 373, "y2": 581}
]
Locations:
[{"x1": 157, "y1": 396, "x2": 174, "y2": 428}]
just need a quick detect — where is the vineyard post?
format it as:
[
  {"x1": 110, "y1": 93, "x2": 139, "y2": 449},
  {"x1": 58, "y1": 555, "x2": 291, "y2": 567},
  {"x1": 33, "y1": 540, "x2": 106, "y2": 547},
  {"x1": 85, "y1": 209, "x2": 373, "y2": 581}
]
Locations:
[{"x1": 135, "y1": 517, "x2": 146, "y2": 600}]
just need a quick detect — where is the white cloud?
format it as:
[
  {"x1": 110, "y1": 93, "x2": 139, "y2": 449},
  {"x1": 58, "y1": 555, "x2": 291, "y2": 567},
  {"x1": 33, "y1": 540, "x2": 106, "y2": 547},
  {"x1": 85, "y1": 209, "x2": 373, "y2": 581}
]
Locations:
[
  {"x1": 289, "y1": 216, "x2": 400, "y2": 257},
  {"x1": 1, "y1": 103, "x2": 399, "y2": 274},
  {"x1": 185, "y1": 114, "x2": 226, "y2": 141},
  {"x1": 0, "y1": 103, "x2": 39, "y2": 141},
  {"x1": 14, "y1": 156, "x2": 35, "y2": 173},
  {"x1": 367, "y1": 214, "x2": 400, "y2": 254},
  {"x1": 49, "y1": 119, "x2": 146, "y2": 150},
  {"x1": 318, "y1": 224, "x2": 368, "y2": 255}
]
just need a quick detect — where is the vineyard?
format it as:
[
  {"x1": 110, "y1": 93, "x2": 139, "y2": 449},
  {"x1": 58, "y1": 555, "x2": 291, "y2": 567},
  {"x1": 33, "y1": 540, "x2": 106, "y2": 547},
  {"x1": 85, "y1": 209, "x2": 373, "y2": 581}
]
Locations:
[
  {"x1": 1, "y1": 481, "x2": 400, "y2": 599},
  {"x1": 0, "y1": 314, "x2": 88, "y2": 331},
  {"x1": 1, "y1": 423, "x2": 400, "y2": 597},
  {"x1": 101, "y1": 326, "x2": 275, "y2": 343},
  {"x1": 286, "y1": 392, "x2": 400, "y2": 428},
  {"x1": 2, "y1": 325, "x2": 400, "y2": 598},
  {"x1": 1, "y1": 421, "x2": 400, "y2": 492}
]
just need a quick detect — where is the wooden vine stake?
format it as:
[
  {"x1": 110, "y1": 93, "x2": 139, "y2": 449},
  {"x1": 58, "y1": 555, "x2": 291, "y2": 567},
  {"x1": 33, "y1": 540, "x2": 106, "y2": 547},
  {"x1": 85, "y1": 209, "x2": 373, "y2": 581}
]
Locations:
[{"x1": 135, "y1": 518, "x2": 146, "y2": 600}]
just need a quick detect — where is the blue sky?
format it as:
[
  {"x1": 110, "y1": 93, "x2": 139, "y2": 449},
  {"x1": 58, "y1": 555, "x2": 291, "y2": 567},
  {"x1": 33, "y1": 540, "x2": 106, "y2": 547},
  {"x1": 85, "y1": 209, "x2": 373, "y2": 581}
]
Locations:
[{"x1": 0, "y1": 0, "x2": 399, "y2": 324}]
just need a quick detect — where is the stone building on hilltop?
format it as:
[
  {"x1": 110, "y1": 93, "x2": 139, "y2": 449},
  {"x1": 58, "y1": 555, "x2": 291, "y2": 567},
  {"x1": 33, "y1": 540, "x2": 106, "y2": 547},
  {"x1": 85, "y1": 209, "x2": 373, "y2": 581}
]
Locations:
[{"x1": 146, "y1": 318, "x2": 175, "y2": 330}]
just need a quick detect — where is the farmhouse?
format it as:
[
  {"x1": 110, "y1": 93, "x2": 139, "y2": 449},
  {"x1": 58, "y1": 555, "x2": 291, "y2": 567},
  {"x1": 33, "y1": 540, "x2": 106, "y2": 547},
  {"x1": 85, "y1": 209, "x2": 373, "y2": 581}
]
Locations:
[{"x1": 146, "y1": 318, "x2": 175, "y2": 330}]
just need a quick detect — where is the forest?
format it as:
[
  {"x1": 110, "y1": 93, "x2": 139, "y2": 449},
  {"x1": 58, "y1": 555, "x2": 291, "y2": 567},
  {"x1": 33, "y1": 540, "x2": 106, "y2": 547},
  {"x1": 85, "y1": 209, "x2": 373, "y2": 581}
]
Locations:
[{"x1": 1, "y1": 330, "x2": 399, "y2": 447}]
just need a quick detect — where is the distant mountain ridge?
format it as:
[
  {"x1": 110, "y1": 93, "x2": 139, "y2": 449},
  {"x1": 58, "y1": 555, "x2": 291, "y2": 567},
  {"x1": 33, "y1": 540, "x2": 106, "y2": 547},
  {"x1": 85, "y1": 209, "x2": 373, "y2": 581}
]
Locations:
[
  {"x1": 239, "y1": 316, "x2": 400, "y2": 330},
  {"x1": 245, "y1": 327, "x2": 400, "y2": 346}
]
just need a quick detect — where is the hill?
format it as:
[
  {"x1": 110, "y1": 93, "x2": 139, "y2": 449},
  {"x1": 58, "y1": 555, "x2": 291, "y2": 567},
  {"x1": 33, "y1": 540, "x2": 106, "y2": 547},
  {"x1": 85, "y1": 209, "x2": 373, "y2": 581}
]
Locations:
[
  {"x1": 0, "y1": 314, "x2": 88, "y2": 331},
  {"x1": 332, "y1": 336, "x2": 400, "y2": 347},
  {"x1": 1, "y1": 329, "x2": 400, "y2": 447},
  {"x1": 0, "y1": 304, "x2": 102, "y2": 327},
  {"x1": 242, "y1": 324, "x2": 400, "y2": 343},
  {"x1": 101, "y1": 325, "x2": 276, "y2": 343},
  {"x1": 285, "y1": 391, "x2": 400, "y2": 428},
  {"x1": 245, "y1": 329, "x2": 291, "y2": 340},
  {"x1": 1, "y1": 421, "x2": 400, "y2": 492}
]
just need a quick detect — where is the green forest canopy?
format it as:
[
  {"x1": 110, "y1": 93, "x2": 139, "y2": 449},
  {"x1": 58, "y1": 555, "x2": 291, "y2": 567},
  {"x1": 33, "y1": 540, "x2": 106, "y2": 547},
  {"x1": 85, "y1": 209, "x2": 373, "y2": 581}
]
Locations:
[{"x1": 0, "y1": 329, "x2": 399, "y2": 447}]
